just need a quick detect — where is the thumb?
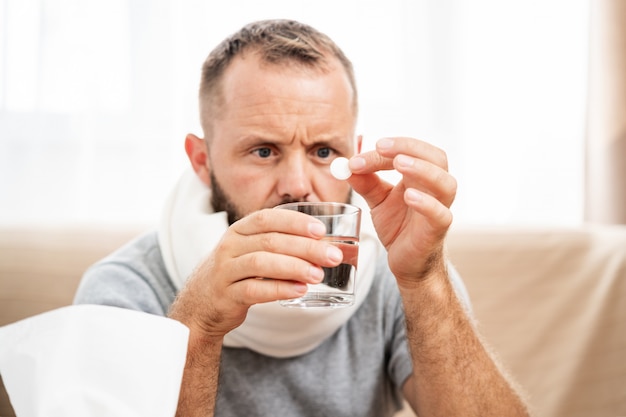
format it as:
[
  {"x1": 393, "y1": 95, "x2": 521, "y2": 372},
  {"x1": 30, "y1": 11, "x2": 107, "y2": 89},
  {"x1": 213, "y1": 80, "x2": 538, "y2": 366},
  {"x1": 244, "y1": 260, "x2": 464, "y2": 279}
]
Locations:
[{"x1": 346, "y1": 171, "x2": 394, "y2": 209}]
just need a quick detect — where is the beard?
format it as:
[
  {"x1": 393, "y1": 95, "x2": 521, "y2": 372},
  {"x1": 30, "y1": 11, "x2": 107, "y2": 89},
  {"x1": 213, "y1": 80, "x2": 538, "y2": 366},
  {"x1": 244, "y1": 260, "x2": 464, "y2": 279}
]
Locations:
[
  {"x1": 209, "y1": 170, "x2": 353, "y2": 225},
  {"x1": 209, "y1": 171, "x2": 245, "y2": 225}
]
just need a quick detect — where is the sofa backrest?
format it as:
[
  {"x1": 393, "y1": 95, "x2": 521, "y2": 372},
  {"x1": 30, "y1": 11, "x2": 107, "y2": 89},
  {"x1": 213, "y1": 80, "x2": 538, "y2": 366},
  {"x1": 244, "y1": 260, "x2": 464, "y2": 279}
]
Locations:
[{"x1": 446, "y1": 225, "x2": 626, "y2": 417}]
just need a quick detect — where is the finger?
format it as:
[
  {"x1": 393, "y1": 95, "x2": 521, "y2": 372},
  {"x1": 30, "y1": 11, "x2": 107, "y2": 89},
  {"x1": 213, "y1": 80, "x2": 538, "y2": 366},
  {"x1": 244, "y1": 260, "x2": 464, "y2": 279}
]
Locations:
[
  {"x1": 394, "y1": 155, "x2": 457, "y2": 208},
  {"x1": 233, "y1": 276, "x2": 309, "y2": 305},
  {"x1": 231, "y1": 251, "x2": 330, "y2": 285},
  {"x1": 233, "y1": 208, "x2": 328, "y2": 239},
  {"x1": 348, "y1": 150, "x2": 394, "y2": 175},
  {"x1": 225, "y1": 208, "x2": 343, "y2": 265},
  {"x1": 230, "y1": 232, "x2": 344, "y2": 270},
  {"x1": 346, "y1": 171, "x2": 395, "y2": 209},
  {"x1": 404, "y1": 188, "x2": 454, "y2": 230},
  {"x1": 376, "y1": 137, "x2": 449, "y2": 170}
]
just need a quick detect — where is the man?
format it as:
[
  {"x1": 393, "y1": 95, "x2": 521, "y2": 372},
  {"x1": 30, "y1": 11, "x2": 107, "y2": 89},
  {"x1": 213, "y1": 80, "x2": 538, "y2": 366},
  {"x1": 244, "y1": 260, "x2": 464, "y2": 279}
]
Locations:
[{"x1": 75, "y1": 19, "x2": 530, "y2": 416}]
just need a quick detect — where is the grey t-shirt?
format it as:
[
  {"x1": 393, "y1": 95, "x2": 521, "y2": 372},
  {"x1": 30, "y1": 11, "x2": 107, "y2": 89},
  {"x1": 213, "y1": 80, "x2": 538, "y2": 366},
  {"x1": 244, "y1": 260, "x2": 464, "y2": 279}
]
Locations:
[{"x1": 74, "y1": 232, "x2": 418, "y2": 416}]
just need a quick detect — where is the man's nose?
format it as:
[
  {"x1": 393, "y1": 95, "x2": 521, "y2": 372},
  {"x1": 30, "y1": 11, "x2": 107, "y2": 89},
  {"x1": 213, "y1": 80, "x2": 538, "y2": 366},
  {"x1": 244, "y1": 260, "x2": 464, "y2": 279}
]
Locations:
[{"x1": 276, "y1": 155, "x2": 312, "y2": 201}]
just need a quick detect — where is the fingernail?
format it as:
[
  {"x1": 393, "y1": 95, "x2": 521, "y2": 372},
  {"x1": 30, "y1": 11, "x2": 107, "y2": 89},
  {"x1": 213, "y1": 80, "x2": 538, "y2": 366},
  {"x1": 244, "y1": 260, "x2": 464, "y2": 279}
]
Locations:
[
  {"x1": 309, "y1": 266, "x2": 324, "y2": 282},
  {"x1": 309, "y1": 221, "x2": 326, "y2": 236},
  {"x1": 396, "y1": 154, "x2": 413, "y2": 168},
  {"x1": 327, "y1": 246, "x2": 343, "y2": 263},
  {"x1": 405, "y1": 188, "x2": 422, "y2": 203},
  {"x1": 377, "y1": 138, "x2": 394, "y2": 149},
  {"x1": 290, "y1": 282, "x2": 308, "y2": 296},
  {"x1": 349, "y1": 156, "x2": 366, "y2": 171}
]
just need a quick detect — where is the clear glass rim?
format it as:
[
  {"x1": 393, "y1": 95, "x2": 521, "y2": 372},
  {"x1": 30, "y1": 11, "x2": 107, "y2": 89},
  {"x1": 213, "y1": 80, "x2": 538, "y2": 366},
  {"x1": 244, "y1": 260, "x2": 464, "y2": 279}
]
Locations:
[{"x1": 273, "y1": 201, "x2": 361, "y2": 216}]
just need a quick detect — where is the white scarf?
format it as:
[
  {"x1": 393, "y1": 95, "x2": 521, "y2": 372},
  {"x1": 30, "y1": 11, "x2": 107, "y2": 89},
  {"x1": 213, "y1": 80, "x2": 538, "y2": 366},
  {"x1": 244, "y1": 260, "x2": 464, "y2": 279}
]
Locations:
[{"x1": 158, "y1": 169, "x2": 381, "y2": 358}]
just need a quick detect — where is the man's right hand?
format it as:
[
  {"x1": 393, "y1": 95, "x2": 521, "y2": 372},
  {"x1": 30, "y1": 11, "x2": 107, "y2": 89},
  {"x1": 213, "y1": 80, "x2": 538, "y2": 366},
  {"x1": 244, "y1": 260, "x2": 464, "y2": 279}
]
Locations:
[{"x1": 168, "y1": 207, "x2": 343, "y2": 339}]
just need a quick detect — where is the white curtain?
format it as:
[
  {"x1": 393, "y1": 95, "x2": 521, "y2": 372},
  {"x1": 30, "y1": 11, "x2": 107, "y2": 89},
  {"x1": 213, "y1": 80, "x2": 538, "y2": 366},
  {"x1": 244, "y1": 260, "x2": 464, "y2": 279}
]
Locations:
[
  {"x1": 0, "y1": 0, "x2": 589, "y2": 227},
  {"x1": 585, "y1": 0, "x2": 626, "y2": 224}
]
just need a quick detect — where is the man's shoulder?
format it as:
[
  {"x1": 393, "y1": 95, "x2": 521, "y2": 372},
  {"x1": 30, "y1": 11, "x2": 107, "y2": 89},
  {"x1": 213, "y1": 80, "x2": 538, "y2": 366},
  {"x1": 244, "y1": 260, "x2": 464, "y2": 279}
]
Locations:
[
  {"x1": 92, "y1": 230, "x2": 172, "y2": 285},
  {"x1": 74, "y1": 230, "x2": 176, "y2": 314},
  {"x1": 104, "y1": 230, "x2": 161, "y2": 263}
]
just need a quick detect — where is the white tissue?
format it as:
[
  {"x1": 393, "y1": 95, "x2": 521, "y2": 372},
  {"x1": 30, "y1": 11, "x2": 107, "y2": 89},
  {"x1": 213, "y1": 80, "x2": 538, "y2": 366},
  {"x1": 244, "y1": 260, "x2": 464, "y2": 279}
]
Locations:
[{"x1": 0, "y1": 305, "x2": 189, "y2": 417}]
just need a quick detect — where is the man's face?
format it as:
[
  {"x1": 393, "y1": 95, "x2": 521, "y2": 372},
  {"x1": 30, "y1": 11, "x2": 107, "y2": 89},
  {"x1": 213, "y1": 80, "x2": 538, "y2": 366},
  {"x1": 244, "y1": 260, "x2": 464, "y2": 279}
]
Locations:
[{"x1": 206, "y1": 53, "x2": 357, "y2": 223}]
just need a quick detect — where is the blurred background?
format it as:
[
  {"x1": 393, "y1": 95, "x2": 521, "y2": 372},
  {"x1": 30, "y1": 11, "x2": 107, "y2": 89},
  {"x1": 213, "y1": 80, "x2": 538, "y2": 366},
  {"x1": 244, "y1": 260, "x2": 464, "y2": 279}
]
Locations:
[{"x1": 0, "y1": 0, "x2": 612, "y2": 228}]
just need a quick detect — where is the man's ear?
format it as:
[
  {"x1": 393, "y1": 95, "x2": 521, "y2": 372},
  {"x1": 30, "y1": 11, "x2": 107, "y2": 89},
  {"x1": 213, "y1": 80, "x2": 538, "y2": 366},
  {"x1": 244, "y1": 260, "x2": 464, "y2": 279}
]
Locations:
[
  {"x1": 356, "y1": 134, "x2": 363, "y2": 154},
  {"x1": 184, "y1": 133, "x2": 211, "y2": 186}
]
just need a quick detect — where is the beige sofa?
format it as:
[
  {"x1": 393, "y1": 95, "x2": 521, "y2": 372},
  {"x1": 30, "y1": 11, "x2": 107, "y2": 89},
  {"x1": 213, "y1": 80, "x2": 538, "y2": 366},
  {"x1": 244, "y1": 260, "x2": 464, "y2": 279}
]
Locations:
[{"x1": 1, "y1": 225, "x2": 625, "y2": 417}]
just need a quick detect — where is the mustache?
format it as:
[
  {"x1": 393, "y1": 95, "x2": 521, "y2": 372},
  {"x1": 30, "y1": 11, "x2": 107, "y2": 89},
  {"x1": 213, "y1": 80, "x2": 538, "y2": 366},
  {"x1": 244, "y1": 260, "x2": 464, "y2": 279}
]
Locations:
[{"x1": 275, "y1": 197, "x2": 309, "y2": 206}]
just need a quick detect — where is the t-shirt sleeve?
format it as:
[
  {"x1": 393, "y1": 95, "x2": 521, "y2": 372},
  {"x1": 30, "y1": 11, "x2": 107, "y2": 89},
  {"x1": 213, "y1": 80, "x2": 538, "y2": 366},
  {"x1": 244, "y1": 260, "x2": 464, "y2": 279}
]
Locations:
[
  {"x1": 74, "y1": 262, "x2": 165, "y2": 315},
  {"x1": 73, "y1": 232, "x2": 176, "y2": 316}
]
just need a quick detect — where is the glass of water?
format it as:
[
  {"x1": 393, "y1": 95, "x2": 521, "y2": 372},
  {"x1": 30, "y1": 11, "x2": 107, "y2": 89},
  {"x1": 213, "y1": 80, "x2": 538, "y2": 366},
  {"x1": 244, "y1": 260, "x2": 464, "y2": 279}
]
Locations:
[{"x1": 274, "y1": 202, "x2": 361, "y2": 308}]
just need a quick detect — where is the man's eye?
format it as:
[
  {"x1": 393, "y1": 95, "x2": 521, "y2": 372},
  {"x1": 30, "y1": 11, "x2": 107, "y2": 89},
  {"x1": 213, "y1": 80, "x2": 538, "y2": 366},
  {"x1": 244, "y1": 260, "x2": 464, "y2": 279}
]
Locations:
[
  {"x1": 255, "y1": 148, "x2": 272, "y2": 158},
  {"x1": 316, "y1": 147, "x2": 332, "y2": 159}
]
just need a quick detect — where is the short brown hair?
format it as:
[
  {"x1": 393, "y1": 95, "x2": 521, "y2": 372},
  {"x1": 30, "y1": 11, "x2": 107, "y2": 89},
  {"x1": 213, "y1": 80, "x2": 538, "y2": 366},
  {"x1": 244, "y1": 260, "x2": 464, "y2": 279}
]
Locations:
[{"x1": 198, "y1": 19, "x2": 358, "y2": 138}]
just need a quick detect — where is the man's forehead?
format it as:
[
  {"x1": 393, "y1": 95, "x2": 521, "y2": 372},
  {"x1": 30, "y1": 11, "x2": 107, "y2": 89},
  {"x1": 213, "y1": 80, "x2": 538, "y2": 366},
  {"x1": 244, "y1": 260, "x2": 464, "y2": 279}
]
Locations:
[{"x1": 202, "y1": 51, "x2": 356, "y2": 140}]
